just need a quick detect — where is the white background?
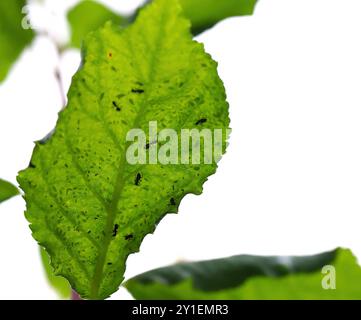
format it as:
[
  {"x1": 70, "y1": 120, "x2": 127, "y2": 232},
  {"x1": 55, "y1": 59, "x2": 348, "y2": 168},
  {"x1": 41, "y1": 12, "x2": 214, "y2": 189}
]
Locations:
[{"x1": 0, "y1": 0, "x2": 361, "y2": 299}]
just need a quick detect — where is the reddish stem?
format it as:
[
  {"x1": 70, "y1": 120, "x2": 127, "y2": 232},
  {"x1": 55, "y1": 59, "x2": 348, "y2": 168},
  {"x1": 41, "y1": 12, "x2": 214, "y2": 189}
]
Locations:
[{"x1": 71, "y1": 290, "x2": 82, "y2": 300}]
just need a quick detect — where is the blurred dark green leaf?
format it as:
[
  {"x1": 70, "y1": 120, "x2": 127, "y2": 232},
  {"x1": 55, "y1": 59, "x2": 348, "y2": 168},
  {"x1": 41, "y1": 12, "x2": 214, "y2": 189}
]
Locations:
[
  {"x1": 67, "y1": 0, "x2": 127, "y2": 48},
  {"x1": 40, "y1": 247, "x2": 71, "y2": 299},
  {"x1": 0, "y1": 0, "x2": 34, "y2": 82},
  {"x1": 125, "y1": 248, "x2": 361, "y2": 299},
  {"x1": 0, "y1": 179, "x2": 19, "y2": 203}
]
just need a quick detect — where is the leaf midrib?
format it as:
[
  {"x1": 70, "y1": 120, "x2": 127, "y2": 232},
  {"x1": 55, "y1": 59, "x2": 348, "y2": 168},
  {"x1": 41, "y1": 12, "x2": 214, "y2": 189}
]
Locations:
[{"x1": 89, "y1": 8, "x2": 168, "y2": 299}]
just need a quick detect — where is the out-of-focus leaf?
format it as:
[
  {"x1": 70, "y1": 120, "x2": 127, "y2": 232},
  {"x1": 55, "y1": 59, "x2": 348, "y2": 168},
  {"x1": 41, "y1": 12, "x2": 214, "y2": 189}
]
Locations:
[
  {"x1": 0, "y1": 179, "x2": 19, "y2": 203},
  {"x1": 40, "y1": 247, "x2": 71, "y2": 299},
  {"x1": 125, "y1": 248, "x2": 361, "y2": 299},
  {"x1": 68, "y1": 0, "x2": 127, "y2": 48},
  {"x1": 0, "y1": 0, "x2": 34, "y2": 82},
  {"x1": 140, "y1": 0, "x2": 258, "y2": 35},
  {"x1": 18, "y1": 0, "x2": 229, "y2": 299},
  {"x1": 180, "y1": 0, "x2": 258, "y2": 34}
]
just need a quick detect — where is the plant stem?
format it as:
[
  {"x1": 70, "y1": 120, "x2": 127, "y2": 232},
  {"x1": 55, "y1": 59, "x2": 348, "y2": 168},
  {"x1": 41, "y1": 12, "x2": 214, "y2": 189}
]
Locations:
[
  {"x1": 37, "y1": 30, "x2": 67, "y2": 108},
  {"x1": 53, "y1": 38, "x2": 68, "y2": 108},
  {"x1": 71, "y1": 290, "x2": 82, "y2": 300},
  {"x1": 54, "y1": 66, "x2": 66, "y2": 108}
]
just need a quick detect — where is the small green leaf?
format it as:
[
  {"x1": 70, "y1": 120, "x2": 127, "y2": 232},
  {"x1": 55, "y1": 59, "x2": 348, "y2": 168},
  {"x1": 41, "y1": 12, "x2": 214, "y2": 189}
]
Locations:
[
  {"x1": 125, "y1": 249, "x2": 361, "y2": 299},
  {"x1": 40, "y1": 247, "x2": 72, "y2": 299},
  {"x1": 0, "y1": 0, "x2": 34, "y2": 82},
  {"x1": 0, "y1": 179, "x2": 19, "y2": 203},
  {"x1": 68, "y1": 0, "x2": 127, "y2": 48},
  {"x1": 18, "y1": 0, "x2": 229, "y2": 300}
]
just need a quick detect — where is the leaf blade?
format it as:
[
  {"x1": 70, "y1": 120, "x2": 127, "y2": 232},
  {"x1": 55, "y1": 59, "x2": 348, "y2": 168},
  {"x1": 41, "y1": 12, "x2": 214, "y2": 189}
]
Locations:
[
  {"x1": 68, "y1": 0, "x2": 258, "y2": 49},
  {"x1": 18, "y1": 0, "x2": 229, "y2": 299},
  {"x1": 40, "y1": 247, "x2": 72, "y2": 299},
  {"x1": 125, "y1": 249, "x2": 361, "y2": 299},
  {"x1": 180, "y1": 0, "x2": 258, "y2": 34},
  {"x1": 68, "y1": 0, "x2": 126, "y2": 48},
  {"x1": 0, "y1": 0, "x2": 34, "y2": 82},
  {"x1": 0, "y1": 179, "x2": 19, "y2": 203},
  {"x1": 140, "y1": 0, "x2": 258, "y2": 35}
]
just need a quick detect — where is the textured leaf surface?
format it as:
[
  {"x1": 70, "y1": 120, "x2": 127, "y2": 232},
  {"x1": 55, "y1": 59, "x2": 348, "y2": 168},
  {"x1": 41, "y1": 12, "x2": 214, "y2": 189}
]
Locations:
[
  {"x1": 40, "y1": 248, "x2": 71, "y2": 299},
  {"x1": 18, "y1": 0, "x2": 229, "y2": 299},
  {"x1": 68, "y1": 0, "x2": 126, "y2": 48},
  {"x1": 0, "y1": 0, "x2": 34, "y2": 82},
  {"x1": 0, "y1": 179, "x2": 19, "y2": 203},
  {"x1": 125, "y1": 249, "x2": 361, "y2": 299}
]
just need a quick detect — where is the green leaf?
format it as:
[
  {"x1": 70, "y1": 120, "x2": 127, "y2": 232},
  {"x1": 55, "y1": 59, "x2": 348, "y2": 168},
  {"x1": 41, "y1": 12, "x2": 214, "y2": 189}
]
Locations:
[
  {"x1": 125, "y1": 249, "x2": 361, "y2": 299},
  {"x1": 141, "y1": 0, "x2": 258, "y2": 35},
  {"x1": 68, "y1": 0, "x2": 258, "y2": 49},
  {"x1": 68, "y1": 0, "x2": 127, "y2": 48},
  {"x1": 180, "y1": 0, "x2": 258, "y2": 34},
  {"x1": 40, "y1": 247, "x2": 72, "y2": 299},
  {"x1": 0, "y1": 0, "x2": 34, "y2": 82},
  {"x1": 18, "y1": 0, "x2": 229, "y2": 300},
  {"x1": 0, "y1": 179, "x2": 19, "y2": 203}
]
